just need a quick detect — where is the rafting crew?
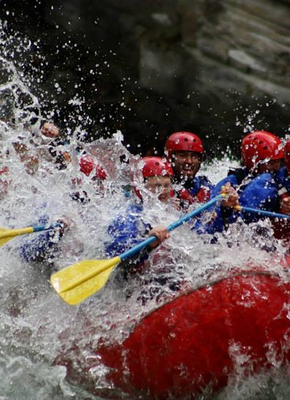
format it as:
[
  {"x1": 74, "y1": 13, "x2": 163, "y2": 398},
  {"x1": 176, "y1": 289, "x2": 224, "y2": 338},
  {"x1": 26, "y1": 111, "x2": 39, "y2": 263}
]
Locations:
[
  {"x1": 165, "y1": 131, "x2": 213, "y2": 210},
  {"x1": 6, "y1": 123, "x2": 290, "y2": 304}
]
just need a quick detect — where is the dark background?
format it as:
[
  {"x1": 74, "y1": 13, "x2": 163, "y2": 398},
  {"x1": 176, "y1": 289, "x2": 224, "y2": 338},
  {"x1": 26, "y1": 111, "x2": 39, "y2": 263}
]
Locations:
[{"x1": 1, "y1": 0, "x2": 290, "y2": 160}]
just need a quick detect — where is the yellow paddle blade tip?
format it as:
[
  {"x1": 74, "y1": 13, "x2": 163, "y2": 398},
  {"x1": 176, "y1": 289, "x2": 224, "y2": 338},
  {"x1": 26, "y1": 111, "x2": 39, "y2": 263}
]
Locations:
[{"x1": 50, "y1": 256, "x2": 121, "y2": 305}]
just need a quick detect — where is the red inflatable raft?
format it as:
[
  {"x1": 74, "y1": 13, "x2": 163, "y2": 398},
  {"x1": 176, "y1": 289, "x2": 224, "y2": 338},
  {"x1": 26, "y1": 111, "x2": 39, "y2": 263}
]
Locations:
[{"x1": 95, "y1": 271, "x2": 290, "y2": 399}]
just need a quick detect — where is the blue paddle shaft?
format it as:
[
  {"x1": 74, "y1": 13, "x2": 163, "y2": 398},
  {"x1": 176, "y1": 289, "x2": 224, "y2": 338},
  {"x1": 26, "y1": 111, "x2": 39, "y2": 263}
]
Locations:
[
  {"x1": 167, "y1": 195, "x2": 222, "y2": 231},
  {"x1": 119, "y1": 195, "x2": 222, "y2": 262},
  {"x1": 32, "y1": 222, "x2": 63, "y2": 232},
  {"x1": 240, "y1": 206, "x2": 290, "y2": 220}
]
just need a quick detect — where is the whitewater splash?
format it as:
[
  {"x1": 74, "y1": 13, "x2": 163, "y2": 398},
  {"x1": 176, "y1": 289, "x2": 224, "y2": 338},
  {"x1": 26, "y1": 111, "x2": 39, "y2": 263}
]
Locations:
[{"x1": 0, "y1": 21, "x2": 290, "y2": 400}]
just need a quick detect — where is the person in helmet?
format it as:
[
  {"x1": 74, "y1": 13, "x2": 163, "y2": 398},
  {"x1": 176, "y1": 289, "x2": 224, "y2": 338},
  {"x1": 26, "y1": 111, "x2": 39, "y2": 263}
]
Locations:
[
  {"x1": 104, "y1": 156, "x2": 181, "y2": 301},
  {"x1": 70, "y1": 153, "x2": 108, "y2": 203},
  {"x1": 138, "y1": 156, "x2": 175, "y2": 204},
  {"x1": 165, "y1": 131, "x2": 213, "y2": 209},
  {"x1": 105, "y1": 156, "x2": 174, "y2": 258},
  {"x1": 201, "y1": 130, "x2": 284, "y2": 235}
]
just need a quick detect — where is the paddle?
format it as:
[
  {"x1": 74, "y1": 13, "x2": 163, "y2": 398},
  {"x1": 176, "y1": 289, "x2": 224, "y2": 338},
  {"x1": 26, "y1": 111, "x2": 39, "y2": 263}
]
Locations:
[
  {"x1": 0, "y1": 222, "x2": 62, "y2": 247},
  {"x1": 235, "y1": 205, "x2": 290, "y2": 220},
  {"x1": 50, "y1": 194, "x2": 223, "y2": 306}
]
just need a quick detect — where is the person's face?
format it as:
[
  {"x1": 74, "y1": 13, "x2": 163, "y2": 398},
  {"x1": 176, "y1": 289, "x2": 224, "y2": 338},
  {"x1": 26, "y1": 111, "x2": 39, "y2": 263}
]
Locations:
[
  {"x1": 257, "y1": 158, "x2": 281, "y2": 174},
  {"x1": 171, "y1": 151, "x2": 201, "y2": 181},
  {"x1": 144, "y1": 176, "x2": 172, "y2": 203},
  {"x1": 41, "y1": 122, "x2": 60, "y2": 139}
]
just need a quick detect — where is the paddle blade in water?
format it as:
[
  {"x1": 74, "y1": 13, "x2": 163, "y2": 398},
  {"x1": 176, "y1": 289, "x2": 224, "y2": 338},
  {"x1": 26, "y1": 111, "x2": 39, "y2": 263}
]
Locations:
[
  {"x1": 50, "y1": 257, "x2": 121, "y2": 305},
  {"x1": 0, "y1": 228, "x2": 11, "y2": 246}
]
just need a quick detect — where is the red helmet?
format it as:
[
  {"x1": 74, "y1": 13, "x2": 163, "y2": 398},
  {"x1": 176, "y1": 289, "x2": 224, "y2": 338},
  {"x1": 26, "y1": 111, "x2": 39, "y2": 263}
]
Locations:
[
  {"x1": 141, "y1": 157, "x2": 173, "y2": 179},
  {"x1": 165, "y1": 131, "x2": 204, "y2": 160},
  {"x1": 284, "y1": 140, "x2": 290, "y2": 172},
  {"x1": 241, "y1": 130, "x2": 284, "y2": 169},
  {"x1": 79, "y1": 154, "x2": 107, "y2": 180}
]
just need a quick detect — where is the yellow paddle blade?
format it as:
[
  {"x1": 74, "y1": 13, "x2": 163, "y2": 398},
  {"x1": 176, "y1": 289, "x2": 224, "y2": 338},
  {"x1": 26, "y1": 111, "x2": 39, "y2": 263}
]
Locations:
[
  {"x1": 0, "y1": 226, "x2": 34, "y2": 247},
  {"x1": 50, "y1": 256, "x2": 121, "y2": 305}
]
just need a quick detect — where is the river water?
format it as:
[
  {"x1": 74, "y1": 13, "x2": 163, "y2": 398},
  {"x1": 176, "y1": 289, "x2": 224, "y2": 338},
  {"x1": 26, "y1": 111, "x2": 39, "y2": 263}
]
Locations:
[{"x1": 1, "y1": 20, "x2": 290, "y2": 400}]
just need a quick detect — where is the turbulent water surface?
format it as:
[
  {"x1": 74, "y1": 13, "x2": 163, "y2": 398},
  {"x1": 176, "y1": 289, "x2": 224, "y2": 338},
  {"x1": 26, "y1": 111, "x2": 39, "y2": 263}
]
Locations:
[{"x1": 1, "y1": 20, "x2": 290, "y2": 400}]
